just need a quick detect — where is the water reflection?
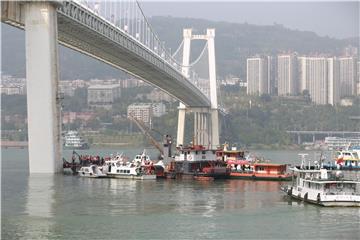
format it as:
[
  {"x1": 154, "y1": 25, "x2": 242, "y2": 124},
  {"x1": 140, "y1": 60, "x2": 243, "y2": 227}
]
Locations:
[
  {"x1": 224, "y1": 180, "x2": 282, "y2": 210},
  {"x1": 7, "y1": 174, "x2": 58, "y2": 240},
  {"x1": 26, "y1": 174, "x2": 56, "y2": 217}
]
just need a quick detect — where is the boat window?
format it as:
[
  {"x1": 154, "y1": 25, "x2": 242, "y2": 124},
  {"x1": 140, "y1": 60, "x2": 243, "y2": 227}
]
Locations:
[
  {"x1": 127, "y1": 170, "x2": 130, "y2": 173},
  {"x1": 202, "y1": 151, "x2": 206, "y2": 154},
  {"x1": 117, "y1": 170, "x2": 120, "y2": 173}
]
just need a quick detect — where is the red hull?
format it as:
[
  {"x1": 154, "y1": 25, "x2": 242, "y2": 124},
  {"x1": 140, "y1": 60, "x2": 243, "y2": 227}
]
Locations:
[{"x1": 230, "y1": 172, "x2": 292, "y2": 181}]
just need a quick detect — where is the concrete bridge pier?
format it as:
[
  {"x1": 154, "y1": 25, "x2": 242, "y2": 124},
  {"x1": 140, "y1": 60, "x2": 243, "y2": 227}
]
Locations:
[
  {"x1": 193, "y1": 112, "x2": 210, "y2": 147},
  {"x1": 25, "y1": 1, "x2": 62, "y2": 173},
  {"x1": 176, "y1": 103, "x2": 186, "y2": 147}
]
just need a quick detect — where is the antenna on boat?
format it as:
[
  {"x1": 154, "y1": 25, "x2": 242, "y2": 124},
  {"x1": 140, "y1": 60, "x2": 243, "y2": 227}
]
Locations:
[{"x1": 298, "y1": 153, "x2": 308, "y2": 169}]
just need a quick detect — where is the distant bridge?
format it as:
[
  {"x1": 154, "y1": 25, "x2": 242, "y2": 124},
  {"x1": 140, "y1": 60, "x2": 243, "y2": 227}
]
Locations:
[{"x1": 286, "y1": 131, "x2": 360, "y2": 144}]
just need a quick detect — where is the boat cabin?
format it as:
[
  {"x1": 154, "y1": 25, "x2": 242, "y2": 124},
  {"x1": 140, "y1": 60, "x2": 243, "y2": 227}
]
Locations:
[
  {"x1": 252, "y1": 163, "x2": 288, "y2": 175},
  {"x1": 175, "y1": 145, "x2": 217, "y2": 162}
]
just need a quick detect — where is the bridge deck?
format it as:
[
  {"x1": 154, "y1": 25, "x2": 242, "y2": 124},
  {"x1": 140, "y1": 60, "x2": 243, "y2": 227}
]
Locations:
[{"x1": 1, "y1": 1, "x2": 210, "y2": 107}]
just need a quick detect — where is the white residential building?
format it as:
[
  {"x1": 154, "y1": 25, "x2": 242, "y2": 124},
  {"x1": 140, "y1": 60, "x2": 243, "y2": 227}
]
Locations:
[
  {"x1": 338, "y1": 57, "x2": 357, "y2": 97},
  {"x1": 277, "y1": 54, "x2": 298, "y2": 96},
  {"x1": 246, "y1": 56, "x2": 271, "y2": 95},
  {"x1": 127, "y1": 103, "x2": 153, "y2": 126},
  {"x1": 298, "y1": 56, "x2": 340, "y2": 105},
  {"x1": 87, "y1": 84, "x2": 121, "y2": 109},
  {"x1": 327, "y1": 57, "x2": 340, "y2": 105}
]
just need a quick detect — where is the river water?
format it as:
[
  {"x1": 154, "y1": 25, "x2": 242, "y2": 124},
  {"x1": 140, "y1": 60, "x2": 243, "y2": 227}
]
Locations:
[{"x1": 2, "y1": 148, "x2": 359, "y2": 239}]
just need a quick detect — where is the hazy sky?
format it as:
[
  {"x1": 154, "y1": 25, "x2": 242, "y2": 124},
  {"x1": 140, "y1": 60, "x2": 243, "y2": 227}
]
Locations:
[{"x1": 140, "y1": 1, "x2": 359, "y2": 39}]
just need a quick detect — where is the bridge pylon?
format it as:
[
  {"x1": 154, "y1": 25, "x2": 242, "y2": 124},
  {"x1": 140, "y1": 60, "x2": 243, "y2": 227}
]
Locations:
[
  {"x1": 176, "y1": 29, "x2": 219, "y2": 149},
  {"x1": 24, "y1": 1, "x2": 62, "y2": 173}
]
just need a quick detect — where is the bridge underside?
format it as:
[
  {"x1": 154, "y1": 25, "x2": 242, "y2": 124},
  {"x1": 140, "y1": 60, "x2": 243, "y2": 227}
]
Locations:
[
  {"x1": 57, "y1": 16, "x2": 209, "y2": 107},
  {"x1": 1, "y1": 1, "x2": 210, "y2": 107}
]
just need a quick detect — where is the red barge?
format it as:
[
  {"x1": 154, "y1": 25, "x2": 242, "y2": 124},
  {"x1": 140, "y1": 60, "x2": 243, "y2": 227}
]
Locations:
[{"x1": 216, "y1": 145, "x2": 292, "y2": 181}]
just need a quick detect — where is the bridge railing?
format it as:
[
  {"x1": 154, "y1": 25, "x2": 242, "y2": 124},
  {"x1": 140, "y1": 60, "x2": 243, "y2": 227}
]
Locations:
[{"x1": 74, "y1": 0, "x2": 204, "y2": 92}]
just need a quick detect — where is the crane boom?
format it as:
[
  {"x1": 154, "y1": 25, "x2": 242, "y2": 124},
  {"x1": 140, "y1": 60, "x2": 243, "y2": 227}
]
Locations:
[{"x1": 128, "y1": 114, "x2": 164, "y2": 156}]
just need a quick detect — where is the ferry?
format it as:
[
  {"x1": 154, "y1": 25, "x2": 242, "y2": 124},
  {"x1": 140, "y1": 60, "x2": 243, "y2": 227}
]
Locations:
[
  {"x1": 323, "y1": 147, "x2": 360, "y2": 170},
  {"x1": 166, "y1": 145, "x2": 230, "y2": 180},
  {"x1": 216, "y1": 144, "x2": 291, "y2": 181},
  {"x1": 282, "y1": 155, "x2": 360, "y2": 207},
  {"x1": 78, "y1": 165, "x2": 107, "y2": 178},
  {"x1": 63, "y1": 131, "x2": 89, "y2": 150},
  {"x1": 102, "y1": 154, "x2": 156, "y2": 180}
]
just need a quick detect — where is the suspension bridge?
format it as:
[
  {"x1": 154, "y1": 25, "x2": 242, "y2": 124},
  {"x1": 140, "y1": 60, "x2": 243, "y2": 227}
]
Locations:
[{"x1": 1, "y1": 0, "x2": 221, "y2": 173}]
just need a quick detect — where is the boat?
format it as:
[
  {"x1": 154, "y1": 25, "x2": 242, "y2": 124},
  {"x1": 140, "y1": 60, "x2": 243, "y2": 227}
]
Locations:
[
  {"x1": 133, "y1": 150, "x2": 166, "y2": 178},
  {"x1": 166, "y1": 145, "x2": 230, "y2": 180},
  {"x1": 282, "y1": 154, "x2": 360, "y2": 207},
  {"x1": 216, "y1": 144, "x2": 291, "y2": 181},
  {"x1": 229, "y1": 163, "x2": 292, "y2": 181},
  {"x1": 78, "y1": 165, "x2": 107, "y2": 178},
  {"x1": 102, "y1": 154, "x2": 156, "y2": 180},
  {"x1": 63, "y1": 130, "x2": 89, "y2": 150},
  {"x1": 323, "y1": 146, "x2": 360, "y2": 170}
]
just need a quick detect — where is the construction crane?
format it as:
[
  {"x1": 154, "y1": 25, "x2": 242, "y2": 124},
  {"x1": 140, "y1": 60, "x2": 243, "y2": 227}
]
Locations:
[{"x1": 128, "y1": 114, "x2": 164, "y2": 156}]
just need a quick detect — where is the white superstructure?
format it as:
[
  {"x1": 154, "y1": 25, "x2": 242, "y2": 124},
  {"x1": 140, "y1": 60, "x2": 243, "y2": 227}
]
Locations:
[
  {"x1": 283, "y1": 156, "x2": 360, "y2": 206},
  {"x1": 102, "y1": 155, "x2": 156, "y2": 180},
  {"x1": 63, "y1": 131, "x2": 89, "y2": 149},
  {"x1": 78, "y1": 165, "x2": 107, "y2": 178}
]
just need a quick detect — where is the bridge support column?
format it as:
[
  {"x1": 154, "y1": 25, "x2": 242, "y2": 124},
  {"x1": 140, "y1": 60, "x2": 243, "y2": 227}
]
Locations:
[
  {"x1": 176, "y1": 104, "x2": 186, "y2": 147},
  {"x1": 207, "y1": 29, "x2": 219, "y2": 149},
  {"x1": 297, "y1": 134, "x2": 301, "y2": 145},
  {"x1": 24, "y1": 1, "x2": 62, "y2": 173},
  {"x1": 193, "y1": 111, "x2": 211, "y2": 147},
  {"x1": 210, "y1": 109, "x2": 219, "y2": 149}
]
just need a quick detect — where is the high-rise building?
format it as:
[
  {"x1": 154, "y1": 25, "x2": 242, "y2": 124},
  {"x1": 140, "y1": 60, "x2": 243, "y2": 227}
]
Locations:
[
  {"x1": 338, "y1": 57, "x2": 357, "y2": 97},
  {"x1": 307, "y1": 57, "x2": 328, "y2": 105},
  {"x1": 277, "y1": 54, "x2": 298, "y2": 96},
  {"x1": 297, "y1": 56, "x2": 340, "y2": 105},
  {"x1": 327, "y1": 58, "x2": 340, "y2": 105},
  {"x1": 298, "y1": 56, "x2": 308, "y2": 94},
  {"x1": 246, "y1": 56, "x2": 271, "y2": 95}
]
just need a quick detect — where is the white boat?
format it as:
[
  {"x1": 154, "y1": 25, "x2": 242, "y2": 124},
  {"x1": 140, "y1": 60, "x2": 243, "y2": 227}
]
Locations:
[
  {"x1": 63, "y1": 131, "x2": 89, "y2": 149},
  {"x1": 323, "y1": 146, "x2": 360, "y2": 170},
  {"x1": 78, "y1": 165, "x2": 107, "y2": 178},
  {"x1": 102, "y1": 154, "x2": 156, "y2": 180},
  {"x1": 283, "y1": 155, "x2": 360, "y2": 207}
]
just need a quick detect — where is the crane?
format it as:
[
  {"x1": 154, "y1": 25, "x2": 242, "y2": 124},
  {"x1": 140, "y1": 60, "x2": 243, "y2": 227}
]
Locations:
[{"x1": 128, "y1": 114, "x2": 164, "y2": 156}]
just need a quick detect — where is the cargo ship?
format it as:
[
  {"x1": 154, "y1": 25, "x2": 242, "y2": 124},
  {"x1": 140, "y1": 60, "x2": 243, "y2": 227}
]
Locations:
[
  {"x1": 216, "y1": 144, "x2": 292, "y2": 181},
  {"x1": 166, "y1": 145, "x2": 230, "y2": 180}
]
